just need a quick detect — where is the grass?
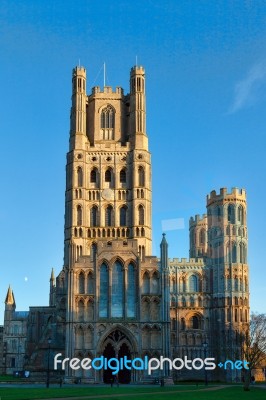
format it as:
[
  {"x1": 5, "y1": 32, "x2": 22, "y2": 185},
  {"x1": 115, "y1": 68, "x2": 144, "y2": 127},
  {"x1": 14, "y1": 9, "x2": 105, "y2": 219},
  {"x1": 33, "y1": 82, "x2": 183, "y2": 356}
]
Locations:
[{"x1": 0, "y1": 385, "x2": 265, "y2": 400}]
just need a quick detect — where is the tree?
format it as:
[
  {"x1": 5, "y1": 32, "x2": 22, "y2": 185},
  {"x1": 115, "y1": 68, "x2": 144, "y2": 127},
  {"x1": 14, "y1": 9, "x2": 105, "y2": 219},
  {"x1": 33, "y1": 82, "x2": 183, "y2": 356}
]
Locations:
[{"x1": 241, "y1": 313, "x2": 266, "y2": 391}]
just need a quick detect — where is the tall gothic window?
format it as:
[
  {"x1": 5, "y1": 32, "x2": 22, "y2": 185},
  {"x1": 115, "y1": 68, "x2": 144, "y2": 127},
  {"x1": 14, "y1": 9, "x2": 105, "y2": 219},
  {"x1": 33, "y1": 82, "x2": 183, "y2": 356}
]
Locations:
[
  {"x1": 189, "y1": 275, "x2": 198, "y2": 292},
  {"x1": 79, "y1": 272, "x2": 85, "y2": 293},
  {"x1": 238, "y1": 206, "x2": 244, "y2": 224},
  {"x1": 105, "y1": 169, "x2": 112, "y2": 182},
  {"x1": 228, "y1": 204, "x2": 235, "y2": 223},
  {"x1": 91, "y1": 206, "x2": 98, "y2": 227},
  {"x1": 191, "y1": 315, "x2": 199, "y2": 329},
  {"x1": 90, "y1": 168, "x2": 97, "y2": 183},
  {"x1": 232, "y1": 243, "x2": 237, "y2": 263},
  {"x1": 87, "y1": 273, "x2": 94, "y2": 294},
  {"x1": 120, "y1": 206, "x2": 127, "y2": 226},
  {"x1": 101, "y1": 105, "x2": 114, "y2": 129},
  {"x1": 120, "y1": 169, "x2": 126, "y2": 183},
  {"x1": 99, "y1": 264, "x2": 108, "y2": 317},
  {"x1": 105, "y1": 205, "x2": 113, "y2": 226},
  {"x1": 143, "y1": 272, "x2": 149, "y2": 293},
  {"x1": 100, "y1": 105, "x2": 114, "y2": 140},
  {"x1": 77, "y1": 167, "x2": 83, "y2": 187},
  {"x1": 111, "y1": 261, "x2": 123, "y2": 317},
  {"x1": 199, "y1": 229, "x2": 205, "y2": 244},
  {"x1": 77, "y1": 205, "x2": 82, "y2": 226},
  {"x1": 138, "y1": 205, "x2": 144, "y2": 225},
  {"x1": 127, "y1": 263, "x2": 136, "y2": 317},
  {"x1": 138, "y1": 166, "x2": 145, "y2": 187}
]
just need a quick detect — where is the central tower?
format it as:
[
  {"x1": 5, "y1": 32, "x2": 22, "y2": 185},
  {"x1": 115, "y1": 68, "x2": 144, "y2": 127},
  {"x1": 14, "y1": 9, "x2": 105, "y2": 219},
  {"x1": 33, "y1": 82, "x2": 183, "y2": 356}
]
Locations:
[
  {"x1": 64, "y1": 65, "x2": 152, "y2": 266},
  {"x1": 63, "y1": 65, "x2": 160, "y2": 384}
]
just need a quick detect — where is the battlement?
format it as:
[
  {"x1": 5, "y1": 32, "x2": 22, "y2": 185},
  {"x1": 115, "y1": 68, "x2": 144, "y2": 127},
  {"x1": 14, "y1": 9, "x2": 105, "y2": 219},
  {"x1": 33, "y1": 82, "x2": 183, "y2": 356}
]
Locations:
[
  {"x1": 91, "y1": 86, "x2": 124, "y2": 95},
  {"x1": 189, "y1": 214, "x2": 207, "y2": 226},
  {"x1": 131, "y1": 65, "x2": 145, "y2": 73},
  {"x1": 207, "y1": 187, "x2": 246, "y2": 205},
  {"x1": 72, "y1": 66, "x2": 86, "y2": 75}
]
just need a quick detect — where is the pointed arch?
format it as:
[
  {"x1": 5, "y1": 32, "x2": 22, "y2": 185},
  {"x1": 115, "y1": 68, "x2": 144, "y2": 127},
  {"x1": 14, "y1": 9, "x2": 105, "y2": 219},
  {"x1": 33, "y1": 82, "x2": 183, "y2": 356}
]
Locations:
[
  {"x1": 105, "y1": 205, "x2": 114, "y2": 226},
  {"x1": 189, "y1": 275, "x2": 198, "y2": 292},
  {"x1": 90, "y1": 168, "x2": 98, "y2": 183},
  {"x1": 138, "y1": 166, "x2": 145, "y2": 187},
  {"x1": 111, "y1": 260, "x2": 123, "y2": 317},
  {"x1": 227, "y1": 204, "x2": 235, "y2": 223},
  {"x1": 120, "y1": 205, "x2": 127, "y2": 226},
  {"x1": 120, "y1": 168, "x2": 126, "y2": 183},
  {"x1": 105, "y1": 168, "x2": 112, "y2": 183},
  {"x1": 78, "y1": 272, "x2": 85, "y2": 293},
  {"x1": 100, "y1": 105, "x2": 114, "y2": 129},
  {"x1": 91, "y1": 205, "x2": 98, "y2": 227},
  {"x1": 77, "y1": 167, "x2": 83, "y2": 187},
  {"x1": 99, "y1": 263, "x2": 108, "y2": 318},
  {"x1": 77, "y1": 205, "x2": 82, "y2": 226},
  {"x1": 127, "y1": 263, "x2": 136, "y2": 317},
  {"x1": 138, "y1": 204, "x2": 144, "y2": 225}
]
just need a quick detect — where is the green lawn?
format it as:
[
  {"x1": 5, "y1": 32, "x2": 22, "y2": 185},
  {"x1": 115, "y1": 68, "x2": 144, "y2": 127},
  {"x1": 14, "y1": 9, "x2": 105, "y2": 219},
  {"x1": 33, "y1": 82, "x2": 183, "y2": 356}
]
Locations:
[{"x1": 0, "y1": 385, "x2": 265, "y2": 400}]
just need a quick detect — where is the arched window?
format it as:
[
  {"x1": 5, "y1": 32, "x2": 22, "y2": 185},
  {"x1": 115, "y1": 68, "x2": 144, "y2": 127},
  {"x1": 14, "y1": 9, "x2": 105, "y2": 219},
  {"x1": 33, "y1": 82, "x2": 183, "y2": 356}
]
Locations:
[
  {"x1": 199, "y1": 229, "x2": 205, "y2": 244},
  {"x1": 120, "y1": 169, "x2": 126, "y2": 183},
  {"x1": 91, "y1": 243, "x2": 97, "y2": 263},
  {"x1": 181, "y1": 317, "x2": 186, "y2": 330},
  {"x1": 240, "y1": 243, "x2": 246, "y2": 263},
  {"x1": 228, "y1": 204, "x2": 235, "y2": 223},
  {"x1": 105, "y1": 205, "x2": 113, "y2": 226},
  {"x1": 105, "y1": 169, "x2": 112, "y2": 182},
  {"x1": 91, "y1": 206, "x2": 98, "y2": 227},
  {"x1": 189, "y1": 275, "x2": 198, "y2": 292},
  {"x1": 217, "y1": 206, "x2": 221, "y2": 221},
  {"x1": 99, "y1": 264, "x2": 108, "y2": 317},
  {"x1": 90, "y1": 168, "x2": 97, "y2": 183},
  {"x1": 77, "y1": 167, "x2": 83, "y2": 187},
  {"x1": 120, "y1": 206, "x2": 127, "y2": 226},
  {"x1": 87, "y1": 273, "x2": 94, "y2": 294},
  {"x1": 79, "y1": 272, "x2": 85, "y2": 293},
  {"x1": 238, "y1": 206, "x2": 244, "y2": 224},
  {"x1": 191, "y1": 315, "x2": 199, "y2": 329},
  {"x1": 111, "y1": 261, "x2": 123, "y2": 317},
  {"x1": 138, "y1": 205, "x2": 144, "y2": 225},
  {"x1": 138, "y1": 166, "x2": 145, "y2": 187},
  {"x1": 77, "y1": 205, "x2": 82, "y2": 226},
  {"x1": 78, "y1": 301, "x2": 84, "y2": 322},
  {"x1": 151, "y1": 272, "x2": 159, "y2": 294},
  {"x1": 127, "y1": 263, "x2": 136, "y2": 317},
  {"x1": 232, "y1": 243, "x2": 237, "y2": 263},
  {"x1": 143, "y1": 272, "x2": 149, "y2": 294},
  {"x1": 101, "y1": 105, "x2": 114, "y2": 129}
]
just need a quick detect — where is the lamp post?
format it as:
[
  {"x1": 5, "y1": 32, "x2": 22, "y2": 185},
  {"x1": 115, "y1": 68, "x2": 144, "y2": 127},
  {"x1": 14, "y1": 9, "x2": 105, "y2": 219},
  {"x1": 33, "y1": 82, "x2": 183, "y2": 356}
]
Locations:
[
  {"x1": 203, "y1": 342, "x2": 208, "y2": 386},
  {"x1": 46, "y1": 337, "x2": 52, "y2": 388}
]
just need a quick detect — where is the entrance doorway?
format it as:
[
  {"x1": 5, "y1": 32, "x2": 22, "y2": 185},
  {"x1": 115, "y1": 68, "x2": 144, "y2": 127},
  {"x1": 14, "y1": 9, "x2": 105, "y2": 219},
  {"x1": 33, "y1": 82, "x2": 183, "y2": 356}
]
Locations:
[{"x1": 102, "y1": 330, "x2": 132, "y2": 384}]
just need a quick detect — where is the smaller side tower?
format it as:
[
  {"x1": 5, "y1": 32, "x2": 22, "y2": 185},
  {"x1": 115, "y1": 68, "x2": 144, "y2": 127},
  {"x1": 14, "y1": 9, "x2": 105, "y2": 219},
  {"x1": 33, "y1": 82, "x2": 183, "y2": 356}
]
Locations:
[
  {"x1": 207, "y1": 187, "x2": 249, "y2": 381},
  {"x1": 189, "y1": 214, "x2": 207, "y2": 258}
]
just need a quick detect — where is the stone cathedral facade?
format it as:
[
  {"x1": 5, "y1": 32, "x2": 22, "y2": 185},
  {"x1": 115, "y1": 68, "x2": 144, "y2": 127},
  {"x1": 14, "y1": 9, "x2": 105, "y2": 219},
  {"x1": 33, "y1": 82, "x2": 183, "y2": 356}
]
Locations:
[{"x1": 2, "y1": 65, "x2": 249, "y2": 383}]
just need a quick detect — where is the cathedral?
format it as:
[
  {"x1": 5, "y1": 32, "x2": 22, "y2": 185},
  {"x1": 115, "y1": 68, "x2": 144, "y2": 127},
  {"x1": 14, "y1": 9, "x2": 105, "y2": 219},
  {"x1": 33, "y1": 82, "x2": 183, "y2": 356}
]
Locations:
[{"x1": 1, "y1": 65, "x2": 249, "y2": 383}]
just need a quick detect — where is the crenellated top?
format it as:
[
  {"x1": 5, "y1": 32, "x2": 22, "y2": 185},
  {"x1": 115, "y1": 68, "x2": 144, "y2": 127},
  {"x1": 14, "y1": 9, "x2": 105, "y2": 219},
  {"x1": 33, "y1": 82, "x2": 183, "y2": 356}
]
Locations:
[
  {"x1": 189, "y1": 214, "x2": 207, "y2": 226},
  {"x1": 207, "y1": 187, "x2": 246, "y2": 206},
  {"x1": 90, "y1": 86, "x2": 124, "y2": 95},
  {"x1": 130, "y1": 65, "x2": 145, "y2": 73}
]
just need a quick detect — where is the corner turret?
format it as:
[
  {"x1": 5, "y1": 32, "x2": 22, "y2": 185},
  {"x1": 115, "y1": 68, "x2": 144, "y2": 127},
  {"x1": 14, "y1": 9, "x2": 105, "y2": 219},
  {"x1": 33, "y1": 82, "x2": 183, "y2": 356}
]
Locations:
[{"x1": 4, "y1": 285, "x2": 16, "y2": 321}]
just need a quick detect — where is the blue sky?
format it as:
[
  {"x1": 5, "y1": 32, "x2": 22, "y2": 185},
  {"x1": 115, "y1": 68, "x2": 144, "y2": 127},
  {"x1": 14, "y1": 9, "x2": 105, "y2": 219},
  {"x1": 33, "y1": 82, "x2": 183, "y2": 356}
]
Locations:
[{"x1": 0, "y1": 0, "x2": 266, "y2": 323}]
